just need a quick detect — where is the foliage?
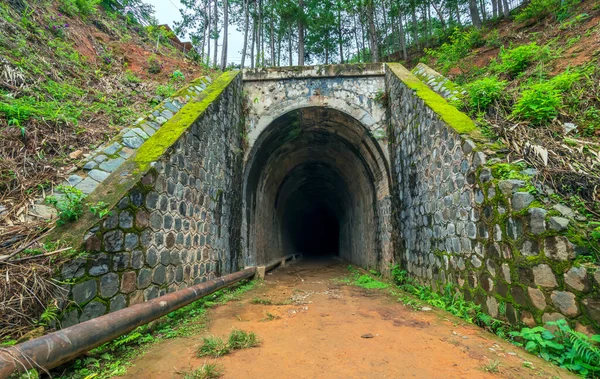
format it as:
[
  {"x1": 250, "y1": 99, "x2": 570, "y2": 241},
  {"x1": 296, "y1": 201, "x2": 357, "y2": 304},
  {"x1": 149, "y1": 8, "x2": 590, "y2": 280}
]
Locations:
[
  {"x1": 89, "y1": 201, "x2": 111, "y2": 218},
  {"x1": 155, "y1": 83, "x2": 176, "y2": 98},
  {"x1": 37, "y1": 304, "x2": 60, "y2": 327},
  {"x1": 493, "y1": 43, "x2": 548, "y2": 78},
  {"x1": 464, "y1": 77, "x2": 507, "y2": 112},
  {"x1": 548, "y1": 69, "x2": 581, "y2": 92},
  {"x1": 510, "y1": 319, "x2": 600, "y2": 376},
  {"x1": 124, "y1": 70, "x2": 141, "y2": 83},
  {"x1": 197, "y1": 329, "x2": 259, "y2": 358},
  {"x1": 426, "y1": 28, "x2": 485, "y2": 74},
  {"x1": 147, "y1": 55, "x2": 163, "y2": 74},
  {"x1": 182, "y1": 363, "x2": 224, "y2": 379},
  {"x1": 45, "y1": 186, "x2": 87, "y2": 225},
  {"x1": 59, "y1": 0, "x2": 100, "y2": 17},
  {"x1": 172, "y1": 70, "x2": 185, "y2": 82},
  {"x1": 197, "y1": 336, "x2": 230, "y2": 357},
  {"x1": 512, "y1": 82, "x2": 562, "y2": 125},
  {"x1": 485, "y1": 29, "x2": 502, "y2": 48},
  {"x1": 343, "y1": 266, "x2": 388, "y2": 289},
  {"x1": 514, "y1": 0, "x2": 560, "y2": 23},
  {"x1": 227, "y1": 329, "x2": 260, "y2": 350},
  {"x1": 251, "y1": 297, "x2": 272, "y2": 305}
]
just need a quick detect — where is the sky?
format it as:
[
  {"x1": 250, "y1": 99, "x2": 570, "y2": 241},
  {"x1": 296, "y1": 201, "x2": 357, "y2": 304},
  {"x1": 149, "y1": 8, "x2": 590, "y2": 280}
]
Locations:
[{"x1": 144, "y1": 0, "x2": 246, "y2": 65}]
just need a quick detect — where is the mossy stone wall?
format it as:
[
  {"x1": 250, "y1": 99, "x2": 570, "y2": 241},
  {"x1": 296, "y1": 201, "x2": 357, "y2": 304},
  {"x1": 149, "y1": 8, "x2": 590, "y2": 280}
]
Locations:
[
  {"x1": 56, "y1": 72, "x2": 244, "y2": 327},
  {"x1": 385, "y1": 64, "x2": 600, "y2": 333}
]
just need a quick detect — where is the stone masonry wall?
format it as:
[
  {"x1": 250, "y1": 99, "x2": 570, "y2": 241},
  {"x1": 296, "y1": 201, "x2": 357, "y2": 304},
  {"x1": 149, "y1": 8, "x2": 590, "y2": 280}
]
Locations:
[
  {"x1": 57, "y1": 73, "x2": 244, "y2": 327},
  {"x1": 385, "y1": 63, "x2": 600, "y2": 332}
]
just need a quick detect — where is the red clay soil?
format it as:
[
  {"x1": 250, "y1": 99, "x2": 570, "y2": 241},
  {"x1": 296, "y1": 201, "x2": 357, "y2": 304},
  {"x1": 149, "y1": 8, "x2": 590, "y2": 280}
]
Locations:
[{"x1": 117, "y1": 258, "x2": 575, "y2": 379}]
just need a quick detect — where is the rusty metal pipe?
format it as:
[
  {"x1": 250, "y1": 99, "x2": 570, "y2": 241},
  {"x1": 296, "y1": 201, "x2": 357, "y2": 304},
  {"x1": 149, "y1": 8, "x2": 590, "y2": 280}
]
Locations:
[{"x1": 0, "y1": 267, "x2": 256, "y2": 378}]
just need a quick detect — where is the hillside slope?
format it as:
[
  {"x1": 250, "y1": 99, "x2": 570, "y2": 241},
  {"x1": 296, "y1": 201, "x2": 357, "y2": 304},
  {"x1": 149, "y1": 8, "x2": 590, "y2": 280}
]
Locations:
[
  {"x1": 0, "y1": 0, "x2": 215, "y2": 245},
  {"x1": 418, "y1": 0, "x2": 600, "y2": 262}
]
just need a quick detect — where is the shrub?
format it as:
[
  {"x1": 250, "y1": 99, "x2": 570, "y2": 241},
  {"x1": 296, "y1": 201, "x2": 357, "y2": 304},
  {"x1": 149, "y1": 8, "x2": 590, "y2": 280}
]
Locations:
[
  {"x1": 509, "y1": 319, "x2": 600, "y2": 377},
  {"x1": 548, "y1": 69, "x2": 581, "y2": 91},
  {"x1": 486, "y1": 29, "x2": 502, "y2": 48},
  {"x1": 147, "y1": 55, "x2": 162, "y2": 74},
  {"x1": 58, "y1": 0, "x2": 100, "y2": 17},
  {"x1": 514, "y1": 0, "x2": 560, "y2": 23},
  {"x1": 494, "y1": 43, "x2": 548, "y2": 78},
  {"x1": 45, "y1": 186, "x2": 86, "y2": 225},
  {"x1": 512, "y1": 82, "x2": 562, "y2": 125},
  {"x1": 464, "y1": 76, "x2": 507, "y2": 112},
  {"x1": 427, "y1": 27, "x2": 485, "y2": 74}
]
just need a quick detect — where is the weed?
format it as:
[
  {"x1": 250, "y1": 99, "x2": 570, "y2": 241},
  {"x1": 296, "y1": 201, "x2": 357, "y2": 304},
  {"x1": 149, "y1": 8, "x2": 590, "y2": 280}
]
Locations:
[
  {"x1": 486, "y1": 29, "x2": 502, "y2": 48},
  {"x1": 512, "y1": 82, "x2": 561, "y2": 125},
  {"x1": 197, "y1": 329, "x2": 259, "y2": 358},
  {"x1": 182, "y1": 363, "x2": 223, "y2": 379},
  {"x1": 482, "y1": 360, "x2": 501, "y2": 373},
  {"x1": 59, "y1": 0, "x2": 100, "y2": 17},
  {"x1": 89, "y1": 201, "x2": 111, "y2": 218},
  {"x1": 426, "y1": 27, "x2": 485, "y2": 74},
  {"x1": 493, "y1": 43, "x2": 549, "y2": 78},
  {"x1": 227, "y1": 329, "x2": 260, "y2": 350},
  {"x1": 251, "y1": 297, "x2": 272, "y2": 305},
  {"x1": 464, "y1": 77, "x2": 507, "y2": 113},
  {"x1": 197, "y1": 336, "x2": 230, "y2": 358},
  {"x1": 260, "y1": 312, "x2": 280, "y2": 322},
  {"x1": 510, "y1": 319, "x2": 600, "y2": 377},
  {"x1": 172, "y1": 70, "x2": 185, "y2": 82},
  {"x1": 147, "y1": 55, "x2": 162, "y2": 74},
  {"x1": 37, "y1": 304, "x2": 60, "y2": 327},
  {"x1": 155, "y1": 83, "x2": 176, "y2": 98},
  {"x1": 45, "y1": 186, "x2": 86, "y2": 225},
  {"x1": 124, "y1": 70, "x2": 141, "y2": 83},
  {"x1": 515, "y1": 0, "x2": 560, "y2": 23}
]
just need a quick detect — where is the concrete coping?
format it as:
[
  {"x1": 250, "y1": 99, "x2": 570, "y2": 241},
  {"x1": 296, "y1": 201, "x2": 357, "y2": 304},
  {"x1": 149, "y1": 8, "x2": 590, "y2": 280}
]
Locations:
[{"x1": 242, "y1": 63, "x2": 385, "y2": 81}]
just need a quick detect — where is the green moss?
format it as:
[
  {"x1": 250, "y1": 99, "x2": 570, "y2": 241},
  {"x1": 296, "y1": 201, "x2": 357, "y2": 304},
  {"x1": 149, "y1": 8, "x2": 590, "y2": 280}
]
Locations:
[
  {"x1": 387, "y1": 63, "x2": 480, "y2": 138},
  {"x1": 135, "y1": 71, "x2": 239, "y2": 171},
  {"x1": 47, "y1": 72, "x2": 240, "y2": 248}
]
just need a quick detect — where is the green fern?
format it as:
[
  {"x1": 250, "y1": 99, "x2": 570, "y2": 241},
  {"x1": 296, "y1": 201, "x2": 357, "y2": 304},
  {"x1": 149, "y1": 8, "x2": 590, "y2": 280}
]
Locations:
[{"x1": 569, "y1": 331, "x2": 600, "y2": 367}]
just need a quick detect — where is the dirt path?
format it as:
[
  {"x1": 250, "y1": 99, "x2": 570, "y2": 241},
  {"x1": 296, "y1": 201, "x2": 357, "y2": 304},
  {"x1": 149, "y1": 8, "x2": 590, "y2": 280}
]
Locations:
[{"x1": 119, "y1": 258, "x2": 574, "y2": 379}]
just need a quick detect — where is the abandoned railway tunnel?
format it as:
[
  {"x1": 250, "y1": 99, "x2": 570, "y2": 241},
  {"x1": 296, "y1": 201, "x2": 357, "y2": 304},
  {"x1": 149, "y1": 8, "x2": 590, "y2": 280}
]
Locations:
[{"x1": 3, "y1": 62, "x2": 598, "y2": 367}]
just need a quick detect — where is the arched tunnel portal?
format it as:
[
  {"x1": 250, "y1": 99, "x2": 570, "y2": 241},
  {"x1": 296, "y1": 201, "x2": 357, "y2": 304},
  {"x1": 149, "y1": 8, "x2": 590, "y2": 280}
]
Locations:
[{"x1": 243, "y1": 106, "x2": 392, "y2": 269}]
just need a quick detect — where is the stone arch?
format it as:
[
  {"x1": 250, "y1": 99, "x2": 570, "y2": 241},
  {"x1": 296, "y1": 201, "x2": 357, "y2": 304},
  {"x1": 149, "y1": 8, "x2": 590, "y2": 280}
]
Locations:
[{"x1": 241, "y1": 105, "x2": 393, "y2": 270}]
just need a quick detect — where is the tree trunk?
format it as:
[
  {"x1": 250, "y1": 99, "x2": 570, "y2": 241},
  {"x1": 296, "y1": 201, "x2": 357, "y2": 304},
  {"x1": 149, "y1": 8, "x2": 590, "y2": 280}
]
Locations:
[
  {"x1": 288, "y1": 25, "x2": 293, "y2": 66},
  {"x1": 398, "y1": 13, "x2": 407, "y2": 60},
  {"x1": 206, "y1": 2, "x2": 211, "y2": 65},
  {"x1": 492, "y1": 0, "x2": 498, "y2": 18},
  {"x1": 337, "y1": 5, "x2": 344, "y2": 64},
  {"x1": 298, "y1": 0, "x2": 305, "y2": 66},
  {"x1": 250, "y1": 15, "x2": 256, "y2": 68},
  {"x1": 502, "y1": 0, "x2": 510, "y2": 17},
  {"x1": 220, "y1": 0, "x2": 228, "y2": 71},
  {"x1": 479, "y1": 0, "x2": 487, "y2": 21},
  {"x1": 469, "y1": 0, "x2": 482, "y2": 27},
  {"x1": 353, "y1": 11, "x2": 361, "y2": 61},
  {"x1": 213, "y1": 0, "x2": 218, "y2": 67},
  {"x1": 240, "y1": 0, "x2": 249, "y2": 69},
  {"x1": 270, "y1": 8, "x2": 275, "y2": 66},
  {"x1": 277, "y1": 28, "x2": 282, "y2": 66},
  {"x1": 431, "y1": 1, "x2": 447, "y2": 30},
  {"x1": 366, "y1": 0, "x2": 378, "y2": 62},
  {"x1": 456, "y1": 1, "x2": 462, "y2": 26},
  {"x1": 411, "y1": 0, "x2": 419, "y2": 49}
]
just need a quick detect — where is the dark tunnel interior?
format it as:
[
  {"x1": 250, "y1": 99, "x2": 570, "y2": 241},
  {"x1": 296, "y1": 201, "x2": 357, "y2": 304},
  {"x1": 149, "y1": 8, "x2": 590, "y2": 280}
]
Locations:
[{"x1": 243, "y1": 106, "x2": 388, "y2": 267}]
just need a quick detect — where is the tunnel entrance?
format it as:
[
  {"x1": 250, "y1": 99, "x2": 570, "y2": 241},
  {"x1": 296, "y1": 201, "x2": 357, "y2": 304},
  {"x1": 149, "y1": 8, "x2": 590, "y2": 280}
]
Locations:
[
  {"x1": 283, "y1": 194, "x2": 340, "y2": 257},
  {"x1": 243, "y1": 106, "x2": 390, "y2": 268}
]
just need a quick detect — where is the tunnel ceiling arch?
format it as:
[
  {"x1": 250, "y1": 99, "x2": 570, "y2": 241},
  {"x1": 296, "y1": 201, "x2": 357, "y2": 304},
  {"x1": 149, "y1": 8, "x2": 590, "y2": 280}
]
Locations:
[{"x1": 243, "y1": 106, "x2": 392, "y2": 268}]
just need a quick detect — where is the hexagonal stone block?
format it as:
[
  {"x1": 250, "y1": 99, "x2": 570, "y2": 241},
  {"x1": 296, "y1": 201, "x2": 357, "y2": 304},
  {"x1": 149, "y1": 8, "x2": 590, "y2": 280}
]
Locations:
[
  {"x1": 72, "y1": 279, "x2": 97, "y2": 304},
  {"x1": 121, "y1": 271, "x2": 137, "y2": 294},
  {"x1": 512, "y1": 192, "x2": 534, "y2": 211},
  {"x1": 103, "y1": 230, "x2": 124, "y2": 253},
  {"x1": 80, "y1": 301, "x2": 107, "y2": 322},
  {"x1": 100, "y1": 273, "x2": 119, "y2": 298}
]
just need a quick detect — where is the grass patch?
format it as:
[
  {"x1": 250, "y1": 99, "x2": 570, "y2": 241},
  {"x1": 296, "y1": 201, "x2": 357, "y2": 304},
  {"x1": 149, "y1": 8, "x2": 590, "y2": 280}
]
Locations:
[
  {"x1": 197, "y1": 336, "x2": 230, "y2": 358},
  {"x1": 197, "y1": 329, "x2": 260, "y2": 358},
  {"x1": 182, "y1": 363, "x2": 224, "y2": 379},
  {"x1": 260, "y1": 312, "x2": 280, "y2": 322},
  {"x1": 340, "y1": 266, "x2": 389, "y2": 289},
  {"x1": 250, "y1": 297, "x2": 272, "y2": 305}
]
